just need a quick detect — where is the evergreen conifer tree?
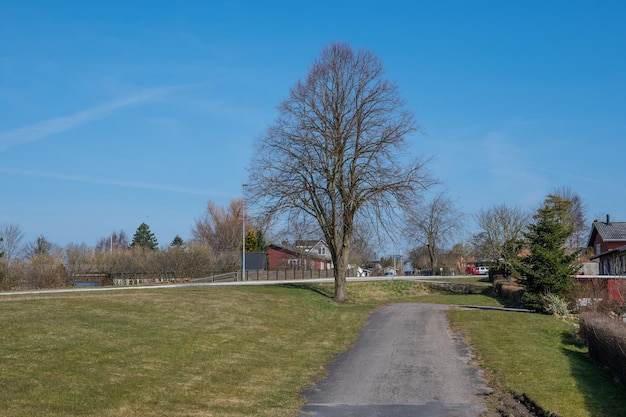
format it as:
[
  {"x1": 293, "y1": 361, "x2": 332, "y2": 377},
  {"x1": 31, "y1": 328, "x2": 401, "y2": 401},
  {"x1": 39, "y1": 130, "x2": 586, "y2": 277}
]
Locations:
[
  {"x1": 131, "y1": 223, "x2": 159, "y2": 250},
  {"x1": 170, "y1": 235, "x2": 184, "y2": 248},
  {"x1": 518, "y1": 195, "x2": 579, "y2": 311}
]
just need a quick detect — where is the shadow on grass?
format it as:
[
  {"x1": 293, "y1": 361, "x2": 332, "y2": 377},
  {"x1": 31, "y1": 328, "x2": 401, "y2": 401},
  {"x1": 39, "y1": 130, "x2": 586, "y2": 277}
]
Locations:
[
  {"x1": 278, "y1": 283, "x2": 336, "y2": 299},
  {"x1": 561, "y1": 332, "x2": 626, "y2": 417}
]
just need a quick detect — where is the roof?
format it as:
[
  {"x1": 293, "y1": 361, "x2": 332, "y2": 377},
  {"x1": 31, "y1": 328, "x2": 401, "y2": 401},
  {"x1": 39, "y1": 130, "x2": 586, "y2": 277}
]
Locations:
[
  {"x1": 590, "y1": 244, "x2": 626, "y2": 260},
  {"x1": 295, "y1": 239, "x2": 327, "y2": 249},
  {"x1": 587, "y1": 221, "x2": 626, "y2": 247},
  {"x1": 268, "y1": 243, "x2": 300, "y2": 256},
  {"x1": 268, "y1": 243, "x2": 327, "y2": 260}
]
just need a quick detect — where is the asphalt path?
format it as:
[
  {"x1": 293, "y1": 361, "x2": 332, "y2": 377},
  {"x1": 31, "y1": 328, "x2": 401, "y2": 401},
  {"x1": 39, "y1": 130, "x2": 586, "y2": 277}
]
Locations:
[
  {"x1": 298, "y1": 303, "x2": 490, "y2": 417},
  {"x1": 0, "y1": 276, "x2": 488, "y2": 297}
]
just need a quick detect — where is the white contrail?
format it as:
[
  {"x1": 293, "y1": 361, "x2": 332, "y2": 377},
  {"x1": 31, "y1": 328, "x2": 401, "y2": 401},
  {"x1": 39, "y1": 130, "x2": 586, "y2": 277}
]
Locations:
[
  {"x1": 0, "y1": 167, "x2": 219, "y2": 196},
  {"x1": 0, "y1": 85, "x2": 189, "y2": 151}
]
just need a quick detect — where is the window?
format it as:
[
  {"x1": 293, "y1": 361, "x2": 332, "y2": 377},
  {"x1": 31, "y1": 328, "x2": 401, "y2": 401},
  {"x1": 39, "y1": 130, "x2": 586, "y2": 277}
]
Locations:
[
  {"x1": 595, "y1": 244, "x2": 601, "y2": 255},
  {"x1": 318, "y1": 247, "x2": 326, "y2": 255}
]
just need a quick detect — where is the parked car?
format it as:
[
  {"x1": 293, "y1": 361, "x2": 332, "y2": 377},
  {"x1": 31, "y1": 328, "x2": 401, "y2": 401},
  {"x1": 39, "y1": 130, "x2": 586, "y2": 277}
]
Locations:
[
  {"x1": 465, "y1": 265, "x2": 478, "y2": 275},
  {"x1": 476, "y1": 266, "x2": 489, "y2": 275}
]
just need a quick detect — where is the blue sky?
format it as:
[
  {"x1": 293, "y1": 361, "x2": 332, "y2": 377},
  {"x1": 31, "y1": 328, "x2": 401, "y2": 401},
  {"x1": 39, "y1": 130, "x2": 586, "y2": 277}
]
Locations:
[{"x1": 1, "y1": 1, "x2": 625, "y2": 252}]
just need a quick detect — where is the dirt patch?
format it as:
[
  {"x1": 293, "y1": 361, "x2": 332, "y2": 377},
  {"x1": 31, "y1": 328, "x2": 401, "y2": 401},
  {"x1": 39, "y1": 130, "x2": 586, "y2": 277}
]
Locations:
[{"x1": 480, "y1": 380, "x2": 562, "y2": 417}]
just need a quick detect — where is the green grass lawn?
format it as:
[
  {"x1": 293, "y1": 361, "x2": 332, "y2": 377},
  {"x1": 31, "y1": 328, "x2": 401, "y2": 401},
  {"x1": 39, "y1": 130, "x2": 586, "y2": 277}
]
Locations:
[
  {"x1": 1, "y1": 285, "x2": 374, "y2": 417},
  {"x1": 448, "y1": 310, "x2": 626, "y2": 417},
  {"x1": 1, "y1": 280, "x2": 625, "y2": 416}
]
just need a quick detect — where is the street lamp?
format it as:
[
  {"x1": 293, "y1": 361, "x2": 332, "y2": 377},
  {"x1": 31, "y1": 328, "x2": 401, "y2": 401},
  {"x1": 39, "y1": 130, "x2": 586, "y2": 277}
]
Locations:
[{"x1": 242, "y1": 183, "x2": 248, "y2": 282}]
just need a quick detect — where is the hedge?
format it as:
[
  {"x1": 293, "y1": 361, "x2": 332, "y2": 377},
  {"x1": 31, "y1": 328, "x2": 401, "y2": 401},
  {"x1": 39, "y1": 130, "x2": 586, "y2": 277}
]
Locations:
[{"x1": 579, "y1": 312, "x2": 626, "y2": 383}]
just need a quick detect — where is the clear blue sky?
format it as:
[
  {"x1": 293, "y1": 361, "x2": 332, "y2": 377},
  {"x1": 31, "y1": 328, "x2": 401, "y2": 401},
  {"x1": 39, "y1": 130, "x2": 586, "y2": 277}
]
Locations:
[{"x1": 1, "y1": 1, "x2": 625, "y2": 251}]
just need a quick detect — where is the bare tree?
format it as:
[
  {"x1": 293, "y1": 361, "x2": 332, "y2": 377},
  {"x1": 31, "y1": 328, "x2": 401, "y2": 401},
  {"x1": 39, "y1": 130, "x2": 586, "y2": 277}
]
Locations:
[
  {"x1": 0, "y1": 223, "x2": 24, "y2": 263},
  {"x1": 550, "y1": 186, "x2": 587, "y2": 251},
  {"x1": 248, "y1": 43, "x2": 432, "y2": 301},
  {"x1": 405, "y1": 192, "x2": 464, "y2": 273},
  {"x1": 273, "y1": 212, "x2": 323, "y2": 247},
  {"x1": 349, "y1": 222, "x2": 378, "y2": 268},
  {"x1": 24, "y1": 235, "x2": 61, "y2": 259},
  {"x1": 474, "y1": 204, "x2": 530, "y2": 276},
  {"x1": 193, "y1": 199, "x2": 246, "y2": 250},
  {"x1": 65, "y1": 242, "x2": 95, "y2": 275},
  {"x1": 408, "y1": 245, "x2": 430, "y2": 273},
  {"x1": 192, "y1": 199, "x2": 258, "y2": 272},
  {"x1": 96, "y1": 230, "x2": 129, "y2": 252}
]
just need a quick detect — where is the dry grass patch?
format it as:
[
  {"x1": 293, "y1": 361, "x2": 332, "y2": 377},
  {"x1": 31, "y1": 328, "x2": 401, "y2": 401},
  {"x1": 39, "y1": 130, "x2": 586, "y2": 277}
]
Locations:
[{"x1": 0, "y1": 286, "x2": 372, "y2": 417}]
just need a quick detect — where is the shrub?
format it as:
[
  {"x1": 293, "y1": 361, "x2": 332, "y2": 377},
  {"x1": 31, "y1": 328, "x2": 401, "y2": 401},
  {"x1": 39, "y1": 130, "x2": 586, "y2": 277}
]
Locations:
[
  {"x1": 542, "y1": 293, "x2": 569, "y2": 317},
  {"x1": 494, "y1": 279, "x2": 525, "y2": 306},
  {"x1": 522, "y1": 292, "x2": 544, "y2": 312},
  {"x1": 522, "y1": 292, "x2": 570, "y2": 315},
  {"x1": 570, "y1": 280, "x2": 625, "y2": 315},
  {"x1": 579, "y1": 312, "x2": 626, "y2": 383}
]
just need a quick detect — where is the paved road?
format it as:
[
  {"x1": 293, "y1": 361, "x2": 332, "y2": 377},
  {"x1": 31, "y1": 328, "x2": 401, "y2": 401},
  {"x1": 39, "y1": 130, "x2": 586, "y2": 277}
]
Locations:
[
  {"x1": 298, "y1": 303, "x2": 490, "y2": 417},
  {"x1": 0, "y1": 276, "x2": 486, "y2": 297}
]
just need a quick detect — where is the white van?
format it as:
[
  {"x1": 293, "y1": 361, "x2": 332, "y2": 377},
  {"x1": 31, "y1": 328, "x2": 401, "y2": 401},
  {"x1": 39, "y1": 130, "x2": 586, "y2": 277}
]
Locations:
[{"x1": 476, "y1": 266, "x2": 489, "y2": 275}]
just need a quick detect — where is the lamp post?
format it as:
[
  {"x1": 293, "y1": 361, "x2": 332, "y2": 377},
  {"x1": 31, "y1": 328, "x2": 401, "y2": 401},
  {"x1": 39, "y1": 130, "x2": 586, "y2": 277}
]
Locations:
[{"x1": 242, "y1": 183, "x2": 248, "y2": 282}]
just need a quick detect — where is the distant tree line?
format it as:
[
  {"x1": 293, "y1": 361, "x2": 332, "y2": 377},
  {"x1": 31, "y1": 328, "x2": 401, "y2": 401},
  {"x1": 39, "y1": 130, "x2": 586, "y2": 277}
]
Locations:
[{"x1": 0, "y1": 200, "x2": 267, "y2": 290}]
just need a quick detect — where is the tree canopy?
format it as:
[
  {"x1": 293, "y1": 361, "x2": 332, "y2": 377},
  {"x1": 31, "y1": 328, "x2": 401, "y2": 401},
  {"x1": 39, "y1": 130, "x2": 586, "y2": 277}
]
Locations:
[
  {"x1": 405, "y1": 191, "x2": 464, "y2": 273},
  {"x1": 130, "y1": 223, "x2": 159, "y2": 251},
  {"x1": 248, "y1": 43, "x2": 432, "y2": 301},
  {"x1": 170, "y1": 235, "x2": 185, "y2": 248},
  {"x1": 518, "y1": 195, "x2": 579, "y2": 311},
  {"x1": 474, "y1": 203, "x2": 529, "y2": 277},
  {"x1": 193, "y1": 199, "x2": 247, "y2": 251}
]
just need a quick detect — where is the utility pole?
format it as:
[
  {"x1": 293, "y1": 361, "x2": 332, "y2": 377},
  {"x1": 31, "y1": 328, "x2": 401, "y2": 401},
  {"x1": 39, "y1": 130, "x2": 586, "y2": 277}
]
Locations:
[{"x1": 242, "y1": 183, "x2": 248, "y2": 282}]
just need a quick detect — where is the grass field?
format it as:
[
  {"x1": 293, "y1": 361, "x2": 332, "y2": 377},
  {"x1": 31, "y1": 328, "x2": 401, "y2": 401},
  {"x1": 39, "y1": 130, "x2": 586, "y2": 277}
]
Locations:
[
  {"x1": 448, "y1": 310, "x2": 626, "y2": 417},
  {"x1": 1, "y1": 280, "x2": 625, "y2": 416}
]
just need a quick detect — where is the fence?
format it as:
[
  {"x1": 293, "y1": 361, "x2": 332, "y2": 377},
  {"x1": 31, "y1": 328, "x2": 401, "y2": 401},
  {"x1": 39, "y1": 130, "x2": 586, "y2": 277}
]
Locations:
[
  {"x1": 575, "y1": 275, "x2": 626, "y2": 302},
  {"x1": 242, "y1": 268, "x2": 335, "y2": 281},
  {"x1": 109, "y1": 269, "x2": 335, "y2": 286}
]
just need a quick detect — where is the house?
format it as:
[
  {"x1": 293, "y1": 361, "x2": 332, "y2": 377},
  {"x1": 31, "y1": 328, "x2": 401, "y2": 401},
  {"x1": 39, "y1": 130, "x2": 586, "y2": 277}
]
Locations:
[
  {"x1": 578, "y1": 216, "x2": 626, "y2": 302},
  {"x1": 587, "y1": 215, "x2": 626, "y2": 275},
  {"x1": 295, "y1": 239, "x2": 332, "y2": 261},
  {"x1": 267, "y1": 241, "x2": 333, "y2": 271},
  {"x1": 267, "y1": 244, "x2": 301, "y2": 270}
]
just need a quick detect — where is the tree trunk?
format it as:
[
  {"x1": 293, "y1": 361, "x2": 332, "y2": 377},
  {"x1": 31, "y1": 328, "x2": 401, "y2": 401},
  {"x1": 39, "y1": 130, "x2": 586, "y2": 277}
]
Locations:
[
  {"x1": 333, "y1": 249, "x2": 349, "y2": 302},
  {"x1": 428, "y1": 245, "x2": 438, "y2": 275}
]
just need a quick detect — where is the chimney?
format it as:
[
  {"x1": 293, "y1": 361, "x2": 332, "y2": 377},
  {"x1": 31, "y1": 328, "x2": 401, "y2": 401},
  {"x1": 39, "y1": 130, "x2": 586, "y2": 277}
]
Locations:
[{"x1": 606, "y1": 214, "x2": 611, "y2": 225}]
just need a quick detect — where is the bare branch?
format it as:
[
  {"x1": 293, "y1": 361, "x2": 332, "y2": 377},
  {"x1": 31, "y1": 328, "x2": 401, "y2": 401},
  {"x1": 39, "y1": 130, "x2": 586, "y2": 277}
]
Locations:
[{"x1": 248, "y1": 43, "x2": 433, "y2": 300}]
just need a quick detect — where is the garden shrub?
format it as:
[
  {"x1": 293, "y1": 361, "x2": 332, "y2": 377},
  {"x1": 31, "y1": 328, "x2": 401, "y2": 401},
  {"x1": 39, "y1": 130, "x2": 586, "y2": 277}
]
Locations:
[
  {"x1": 521, "y1": 292, "x2": 570, "y2": 315},
  {"x1": 542, "y1": 293, "x2": 569, "y2": 316},
  {"x1": 570, "y1": 280, "x2": 624, "y2": 315},
  {"x1": 501, "y1": 284, "x2": 524, "y2": 306},
  {"x1": 494, "y1": 279, "x2": 524, "y2": 306},
  {"x1": 522, "y1": 292, "x2": 544, "y2": 312},
  {"x1": 579, "y1": 312, "x2": 626, "y2": 384}
]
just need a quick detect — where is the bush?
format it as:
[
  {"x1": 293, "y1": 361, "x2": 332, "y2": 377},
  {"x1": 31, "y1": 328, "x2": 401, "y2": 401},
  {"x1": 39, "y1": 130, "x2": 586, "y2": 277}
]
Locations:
[
  {"x1": 570, "y1": 280, "x2": 625, "y2": 315},
  {"x1": 521, "y1": 292, "x2": 570, "y2": 315},
  {"x1": 494, "y1": 279, "x2": 524, "y2": 306},
  {"x1": 0, "y1": 259, "x2": 9, "y2": 290},
  {"x1": 542, "y1": 293, "x2": 569, "y2": 317},
  {"x1": 579, "y1": 312, "x2": 626, "y2": 383}
]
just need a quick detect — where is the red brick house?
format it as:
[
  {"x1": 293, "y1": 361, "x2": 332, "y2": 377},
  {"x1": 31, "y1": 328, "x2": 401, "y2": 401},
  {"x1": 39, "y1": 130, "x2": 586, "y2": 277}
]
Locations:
[
  {"x1": 579, "y1": 216, "x2": 626, "y2": 302},
  {"x1": 587, "y1": 216, "x2": 626, "y2": 275},
  {"x1": 267, "y1": 242, "x2": 333, "y2": 271}
]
